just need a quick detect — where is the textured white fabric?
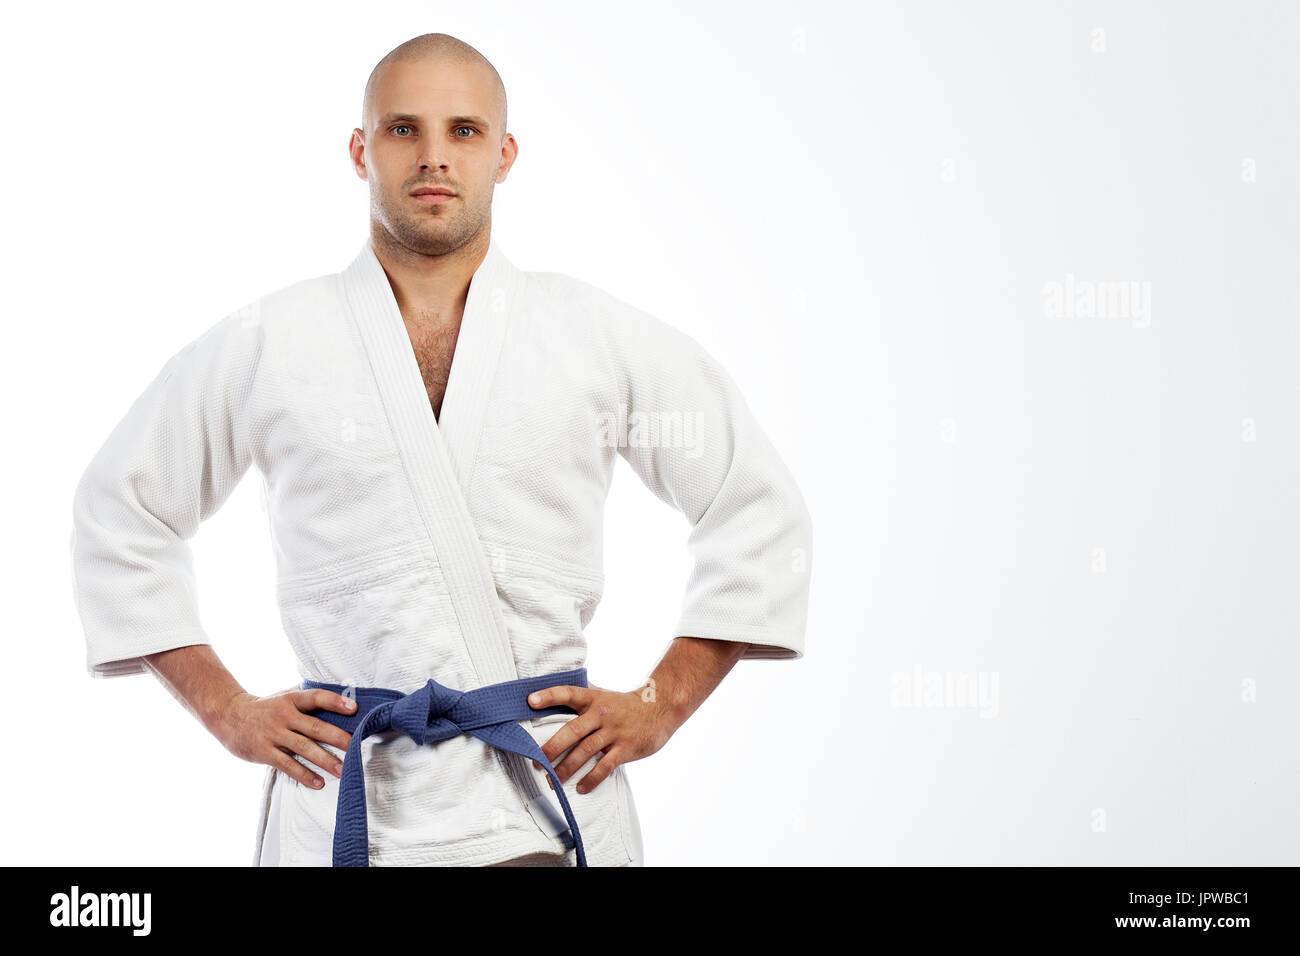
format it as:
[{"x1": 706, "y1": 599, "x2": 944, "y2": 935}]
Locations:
[{"x1": 70, "y1": 235, "x2": 813, "y2": 866}]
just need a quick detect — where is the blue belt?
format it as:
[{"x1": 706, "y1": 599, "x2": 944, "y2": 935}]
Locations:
[{"x1": 302, "y1": 667, "x2": 589, "y2": 867}]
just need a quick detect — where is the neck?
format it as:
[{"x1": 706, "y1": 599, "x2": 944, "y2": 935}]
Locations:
[{"x1": 369, "y1": 223, "x2": 490, "y2": 323}]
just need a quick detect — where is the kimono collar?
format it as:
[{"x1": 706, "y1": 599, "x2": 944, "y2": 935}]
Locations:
[{"x1": 340, "y1": 232, "x2": 524, "y2": 486}]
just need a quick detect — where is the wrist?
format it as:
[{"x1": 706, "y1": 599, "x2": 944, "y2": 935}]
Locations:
[
  {"x1": 636, "y1": 680, "x2": 689, "y2": 737},
  {"x1": 202, "y1": 688, "x2": 252, "y2": 737}
]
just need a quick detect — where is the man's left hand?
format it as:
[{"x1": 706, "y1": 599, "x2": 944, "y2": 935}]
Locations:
[{"x1": 527, "y1": 683, "x2": 677, "y2": 794}]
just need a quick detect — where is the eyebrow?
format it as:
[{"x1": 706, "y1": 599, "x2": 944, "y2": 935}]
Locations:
[{"x1": 378, "y1": 112, "x2": 491, "y2": 131}]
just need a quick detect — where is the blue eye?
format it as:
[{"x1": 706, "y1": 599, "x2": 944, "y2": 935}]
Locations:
[
  {"x1": 455, "y1": 126, "x2": 475, "y2": 138},
  {"x1": 392, "y1": 125, "x2": 412, "y2": 136}
]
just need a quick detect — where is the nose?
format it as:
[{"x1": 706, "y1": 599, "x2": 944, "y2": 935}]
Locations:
[{"x1": 417, "y1": 143, "x2": 450, "y2": 171}]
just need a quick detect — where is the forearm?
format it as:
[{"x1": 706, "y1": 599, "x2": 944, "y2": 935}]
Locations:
[
  {"x1": 141, "y1": 643, "x2": 248, "y2": 735},
  {"x1": 646, "y1": 636, "x2": 749, "y2": 730}
]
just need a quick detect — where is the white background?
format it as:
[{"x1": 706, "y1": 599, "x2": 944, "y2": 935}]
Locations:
[{"x1": 3, "y1": 0, "x2": 1296, "y2": 865}]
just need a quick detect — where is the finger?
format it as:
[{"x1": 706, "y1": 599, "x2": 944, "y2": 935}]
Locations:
[
  {"x1": 278, "y1": 729, "x2": 346, "y2": 779},
  {"x1": 554, "y1": 728, "x2": 608, "y2": 784},
  {"x1": 295, "y1": 688, "x2": 358, "y2": 716},
  {"x1": 270, "y1": 746, "x2": 325, "y2": 790},
  {"x1": 575, "y1": 750, "x2": 621, "y2": 795},
  {"x1": 539, "y1": 712, "x2": 598, "y2": 765},
  {"x1": 528, "y1": 685, "x2": 591, "y2": 711},
  {"x1": 291, "y1": 713, "x2": 353, "y2": 758}
]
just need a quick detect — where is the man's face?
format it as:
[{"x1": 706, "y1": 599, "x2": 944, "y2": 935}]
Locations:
[{"x1": 351, "y1": 58, "x2": 515, "y2": 257}]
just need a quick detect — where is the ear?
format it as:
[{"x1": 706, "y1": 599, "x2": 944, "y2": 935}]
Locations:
[
  {"x1": 495, "y1": 133, "x2": 519, "y2": 184},
  {"x1": 349, "y1": 129, "x2": 368, "y2": 181}
]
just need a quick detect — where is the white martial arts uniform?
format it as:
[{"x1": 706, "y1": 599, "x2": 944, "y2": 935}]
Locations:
[{"x1": 70, "y1": 235, "x2": 813, "y2": 866}]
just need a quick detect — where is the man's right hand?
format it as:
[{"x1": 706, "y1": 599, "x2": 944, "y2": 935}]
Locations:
[{"x1": 212, "y1": 688, "x2": 356, "y2": 790}]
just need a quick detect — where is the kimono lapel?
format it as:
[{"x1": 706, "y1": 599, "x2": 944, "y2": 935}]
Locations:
[
  {"x1": 436, "y1": 238, "x2": 520, "y2": 492},
  {"x1": 337, "y1": 235, "x2": 521, "y2": 688},
  {"x1": 340, "y1": 236, "x2": 573, "y2": 844}
]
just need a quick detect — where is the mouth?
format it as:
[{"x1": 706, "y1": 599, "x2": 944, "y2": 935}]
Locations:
[{"x1": 411, "y1": 187, "x2": 456, "y2": 206}]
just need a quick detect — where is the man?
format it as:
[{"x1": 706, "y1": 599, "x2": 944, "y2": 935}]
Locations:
[{"x1": 70, "y1": 33, "x2": 812, "y2": 867}]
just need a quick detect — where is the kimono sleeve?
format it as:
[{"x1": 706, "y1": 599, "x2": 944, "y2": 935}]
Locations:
[
  {"x1": 613, "y1": 314, "x2": 813, "y2": 661},
  {"x1": 70, "y1": 305, "x2": 264, "y2": 678}
]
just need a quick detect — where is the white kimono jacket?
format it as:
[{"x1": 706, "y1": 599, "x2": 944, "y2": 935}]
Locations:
[{"x1": 70, "y1": 235, "x2": 813, "y2": 866}]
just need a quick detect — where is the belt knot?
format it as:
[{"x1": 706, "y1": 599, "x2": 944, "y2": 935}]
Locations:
[{"x1": 389, "y1": 678, "x2": 464, "y2": 745}]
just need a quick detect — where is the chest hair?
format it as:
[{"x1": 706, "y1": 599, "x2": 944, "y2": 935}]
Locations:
[{"x1": 403, "y1": 313, "x2": 462, "y2": 420}]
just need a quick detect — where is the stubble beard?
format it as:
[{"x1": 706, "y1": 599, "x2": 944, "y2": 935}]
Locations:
[{"x1": 374, "y1": 187, "x2": 484, "y2": 258}]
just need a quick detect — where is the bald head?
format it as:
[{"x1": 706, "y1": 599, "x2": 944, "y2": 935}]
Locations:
[{"x1": 362, "y1": 33, "x2": 507, "y2": 138}]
